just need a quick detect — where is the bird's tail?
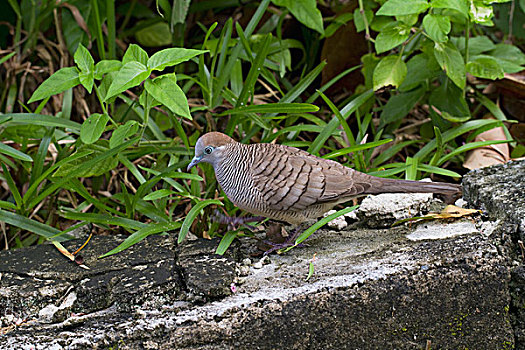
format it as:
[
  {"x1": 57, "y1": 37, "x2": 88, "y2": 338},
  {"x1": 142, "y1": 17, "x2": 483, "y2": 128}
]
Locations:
[{"x1": 366, "y1": 177, "x2": 462, "y2": 203}]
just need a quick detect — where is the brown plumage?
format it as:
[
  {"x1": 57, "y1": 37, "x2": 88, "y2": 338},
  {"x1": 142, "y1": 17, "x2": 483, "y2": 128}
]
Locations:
[{"x1": 187, "y1": 132, "x2": 462, "y2": 225}]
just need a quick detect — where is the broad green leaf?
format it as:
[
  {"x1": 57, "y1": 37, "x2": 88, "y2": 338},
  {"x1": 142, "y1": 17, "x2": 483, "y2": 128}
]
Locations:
[
  {"x1": 53, "y1": 144, "x2": 118, "y2": 178},
  {"x1": 374, "y1": 22, "x2": 411, "y2": 54},
  {"x1": 104, "y1": 61, "x2": 149, "y2": 101},
  {"x1": 373, "y1": 56, "x2": 407, "y2": 90},
  {"x1": 451, "y1": 36, "x2": 495, "y2": 55},
  {"x1": 28, "y1": 67, "x2": 80, "y2": 103},
  {"x1": 423, "y1": 14, "x2": 451, "y2": 43},
  {"x1": 94, "y1": 60, "x2": 122, "y2": 80},
  {"x1": 377, "y1": 0, "x2": 430, "y2": 16},
  {"x1": 433, "y1": 41, "x2": 466, "y2": 89},
  {"x1": 122, "y1": 44, "x2": 149, "y2": 65},
  {"x1": 99, "y1": 221, "x2": 182, "y2": 258},
  {"x1": 109, "y1": 120, "x2": 140, "y2": 148},
  {"x1": 399, "y1": 53, "x2": 440, "y2": 91},
  {"x1": 80, "y1": 113, "x2": 110, "y2": 144},
  {"x1": 136, "y1": 22, "x2": 172, "y2": 47},
  {"x1": 352, "y1": 9, "x2": 372, "y2": 33},
  {"x1": 325, "y1": 12, "x2": 354, "y2": 36},
  {"x1": 148, "y1": 48, "x2": 208, "y2": 72},
  {"x1": 380, "y1": 86, "x2": 426, "y2": 125},
  {"x1": 178, "y1": 199, "x2": 223, "y2": 243},
  {"x1": 0, "y1": 142, "x2": 33, "y2": 162},
  {"x1": 469, "y1": 1, "x2": 494, "y2": 25},
  {"x1": 429, "y1": 78, "x2": 470, "y2": 122},
  {"x1": 220, "y1": 103, "x2": 319, "y2": 115},
  {"x1": 487, "y1": 44, "x2": 525, "y2": 73},
  {"x1": 271, "y1": 0, "x2": 324, "y2": 34},
  {"x1": 144, "y1": 75, "x2": 191, "y2": 119},
  {"x1": 430, "y1": 0, "x2": 469, "y2": 18},
  {"x1": 466, "y1": 56, "x2": 504, "y2": 79},
  {"x1": 74, "y1": 44, "x2": 95, "y2": 93}
]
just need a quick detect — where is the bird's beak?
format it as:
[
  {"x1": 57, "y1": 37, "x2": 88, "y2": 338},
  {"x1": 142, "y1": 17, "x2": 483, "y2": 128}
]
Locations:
[{"x1": 187, "y1": 155, "x2": 202, "y2": 171}]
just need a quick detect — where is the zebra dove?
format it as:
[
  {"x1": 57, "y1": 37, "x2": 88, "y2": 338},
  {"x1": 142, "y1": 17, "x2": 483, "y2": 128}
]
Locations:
[{"x1": 187, "y1": 132, "x2": 462, "y2": 225}]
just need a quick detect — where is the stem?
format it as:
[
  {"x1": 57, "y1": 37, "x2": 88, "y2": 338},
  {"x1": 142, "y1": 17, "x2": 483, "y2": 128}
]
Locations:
[
  {"x1": 106, "y1": 0, "x2": 116, "y2": 59},
  {"x1": 94, "y1": 85, "x2": 118, "y2": 127},
  {"x1": 91, "y1": 0, "x2": 106, "y2": 60},
  {"x1": 464, "y1": 18, "x2": 470, "y2": 64},
  {"x1": 358, "y1": 0, "x2": 372, "y2": 51}
]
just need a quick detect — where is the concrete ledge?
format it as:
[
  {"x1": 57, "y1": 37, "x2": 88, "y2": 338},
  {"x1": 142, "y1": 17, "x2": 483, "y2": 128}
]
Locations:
[{"x1": 1, "y1": 160, "x2": 524, "y2": 349}]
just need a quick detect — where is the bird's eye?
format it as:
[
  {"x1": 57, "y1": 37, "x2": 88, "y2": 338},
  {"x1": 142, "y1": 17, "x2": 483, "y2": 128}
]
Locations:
[{"x1": 204, "y1": 146, "x2": 214, "y2": 155}]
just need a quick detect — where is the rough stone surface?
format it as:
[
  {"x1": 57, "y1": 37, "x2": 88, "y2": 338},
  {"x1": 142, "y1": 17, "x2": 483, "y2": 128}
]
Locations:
[
  {"x1": 1, "y1": 160, "x2": 524, "y2": 349},
  {"x1": 463, "y1": 159, "x2": 525, "y2": 348}
]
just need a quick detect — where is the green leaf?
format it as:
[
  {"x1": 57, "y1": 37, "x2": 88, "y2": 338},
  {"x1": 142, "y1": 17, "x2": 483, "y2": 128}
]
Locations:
[
  {"x1": 430, "y1": 0, "x2": 469, "y2": 18},
  {"x1": 60, "y1": 211, "x2": 146, "y2": 230},
  {"x1": 374, "y1": 22, "x2": 411, "y2": 53},
  {"x1": 380, "y1": 86, "x2": 426, "y2": 125},
  {"x1": 433, "y1": 41, "x2": 466, "y2": 89},
  {"x1": 0, "y1": 209, "x2": 70, "y2": 241},
  {"x1": 399, "y1": 53, "x2": 440, "y2": 91},
  {"x1": 0, "y1": 142, "x2": 33, "y2": 162},
  {"x1": 321, "y1": 139, "x2": 393, "y2": 159},
  {"x1": 414, "y1": 119, "x2": 501, "y2": 159},
  {"x1": 423, "y1": 14, "x2": 451, "y2": 43},
  {"x1": 308, "y1": 89, "x2": 374, "y2": 154},
  {"x1": 377, "y1": 0, "x2": 430, "y2": 15},
  {"x1": 74, "y1": 44, "x2": 95, "y2": 93},
  {"x1": 80, "y1": 113, "x2": 110, "y2": 144},
  {"x1": 104, "y1": 61, "x2": 149, "y2": 101},
  {"x1": 216, "y1": 231, "x2": 238, "y2": 255},
  {"x1": 373, "y1": 56, "x2": 407, "y2": 90},
  {"x1": 219, "y1": 103, "x2": 319, "y2": 116},
  {"x1": 147, "y1": 48, "x2": 208, "y2": 72},
  {"x1": 143, "y1": 189, "x2": 178, "y2": 201},
  {"x1": 136, "y1": 22, "x2": 172, "y2": 47},
  {"x1": 1, "y1": 163, "x2": 22, "y2": 209},
  {"x1": 2, "y1": 113, "x2": 81, "y2": 131},
  {"x1": 52, "y1": 141, "x2": 132, "y2": 178},
  {"x1": 94, "y1": 60, "x2": 122, "y2": 80},
  {"x1": 290, "y1": 205, "x2": 359, "y2": 248},
  {"x1": 144, "y1": 75, "x2": 191, "y2": 119},
  {"x1": 487, "y1": 44, "x2": 525, "y2": 73},
  {"x1": 429, "y1": 78, "x2": 470, "y2": 122},
  {"x1": 451, "y1": 36, "x2": 495, "y2": 55},
  {"x1": 469, "y1": 1, "x2": 494, "y2": 25},
  {"x1": 178, "y1": 199, "x2": 223, "y2": 244},
  {"x1": 466, "y1": 56, "x2": 504, "y2": 79},
  {"x1": 437, "y1": 139, "x2": 512, "y2": 165},
  {"x1": 28, "y1": 67, "x2": 80, "y2": 103},
  {"x1": 99, "y1": 221, "x2": 182, "y2": 258},
  {"x1": 122, "y1": 44, "x2": 149, "y2": 65},
  {"x1": 271, "y1": 0, "x2": 324, "y2": 34},
  {"x1": 109, "y1": 120, "x2": 140, "y2": 148}
]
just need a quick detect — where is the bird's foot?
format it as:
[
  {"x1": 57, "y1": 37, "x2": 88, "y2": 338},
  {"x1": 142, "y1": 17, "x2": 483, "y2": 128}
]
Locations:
[
  {"x1": 262, "y1": 226, "x2": 305, "y2": 255},
  {"x1": 211, "y1": 211, "x2": 265, "y2": 231}
]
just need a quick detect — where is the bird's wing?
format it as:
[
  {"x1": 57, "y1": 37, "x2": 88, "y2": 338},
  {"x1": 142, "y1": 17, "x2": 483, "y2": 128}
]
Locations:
[{"x1": 251, "y1": 144, "x2": 374, "y2": 211}]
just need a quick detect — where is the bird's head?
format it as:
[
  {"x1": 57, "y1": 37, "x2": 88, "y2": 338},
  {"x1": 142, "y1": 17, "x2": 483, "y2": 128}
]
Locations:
[{"x1": 187, "y1": 132, "x2": 236, "y2": 171}]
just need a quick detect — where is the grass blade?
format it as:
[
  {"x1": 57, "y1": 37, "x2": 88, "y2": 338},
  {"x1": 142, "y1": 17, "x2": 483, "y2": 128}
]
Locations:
[{"x1": 178, "y1": 199, "x2": 223, "y2": 244}]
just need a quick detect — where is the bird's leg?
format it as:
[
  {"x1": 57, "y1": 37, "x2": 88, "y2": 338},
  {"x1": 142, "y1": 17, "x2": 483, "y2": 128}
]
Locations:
[
  {"x1": 263, "y1": 224, "x2": 306, "y2": 255},
  {"x1": 211, "y1": 210, "x2": 265, "y2": 231}
]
